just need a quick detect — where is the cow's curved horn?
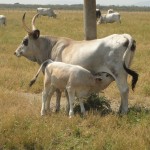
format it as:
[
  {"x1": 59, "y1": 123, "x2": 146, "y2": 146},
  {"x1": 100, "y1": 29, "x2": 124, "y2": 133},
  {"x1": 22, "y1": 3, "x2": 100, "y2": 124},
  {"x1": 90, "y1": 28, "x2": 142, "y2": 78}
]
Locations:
[
  {"x1": 22, "y1": 12, "x2": 32, "y2": 33},
  {"x1": 31, "y1": 13, "x2": 39, "y2": 30}
]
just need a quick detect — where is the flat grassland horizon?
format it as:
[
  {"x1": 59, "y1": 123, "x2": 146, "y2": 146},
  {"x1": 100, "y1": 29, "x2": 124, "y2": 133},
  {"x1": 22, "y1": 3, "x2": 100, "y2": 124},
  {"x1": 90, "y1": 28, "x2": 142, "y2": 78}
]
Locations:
[{"x1": 0, "y1": 9, "x2": 150, "y2": 149}]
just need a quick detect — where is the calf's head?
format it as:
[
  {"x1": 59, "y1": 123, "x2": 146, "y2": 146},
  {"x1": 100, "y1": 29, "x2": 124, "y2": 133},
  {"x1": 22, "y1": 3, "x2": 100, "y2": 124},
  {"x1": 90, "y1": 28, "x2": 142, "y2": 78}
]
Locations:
[
  {"x1": 14, "y1": 13, "x2": 40, "y2": 60},
  {"x1": 93, "y1": 72, "x2": 114, "y2": 91}
]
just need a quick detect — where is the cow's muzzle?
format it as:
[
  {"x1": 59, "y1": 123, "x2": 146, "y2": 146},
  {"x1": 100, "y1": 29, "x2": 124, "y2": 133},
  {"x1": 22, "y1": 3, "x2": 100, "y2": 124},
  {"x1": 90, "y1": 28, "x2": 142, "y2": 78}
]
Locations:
[{"x1": 14, "y1": 51, "x2": 22, "y2": 57}]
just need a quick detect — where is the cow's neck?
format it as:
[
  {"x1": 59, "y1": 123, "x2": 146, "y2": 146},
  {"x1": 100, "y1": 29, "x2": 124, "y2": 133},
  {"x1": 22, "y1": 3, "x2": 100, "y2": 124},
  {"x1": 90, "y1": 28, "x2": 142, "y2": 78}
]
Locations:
[{"x1": 33, "y1": 36, "x2": 59, "y2": 65}]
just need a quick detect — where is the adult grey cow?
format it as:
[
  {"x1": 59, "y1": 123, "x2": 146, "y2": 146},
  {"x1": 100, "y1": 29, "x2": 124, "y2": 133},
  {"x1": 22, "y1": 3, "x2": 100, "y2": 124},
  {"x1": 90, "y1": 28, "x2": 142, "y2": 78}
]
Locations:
[{"x1": 14, "y1": 13, "x2": 138, "y2": 114}]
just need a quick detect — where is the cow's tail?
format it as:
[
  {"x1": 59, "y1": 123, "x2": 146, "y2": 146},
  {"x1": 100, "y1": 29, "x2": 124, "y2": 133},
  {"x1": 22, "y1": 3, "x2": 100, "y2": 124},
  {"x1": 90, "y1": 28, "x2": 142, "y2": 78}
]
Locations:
[
  {"x1": 29, "y1": 59, "x2": 53, "y2": 87},
  {"x1": 122, "y1": 35, "x2": 139, "y2": 91},
  {"x1": 123, "y1": 62, "x2": 138, "y2": 91}
]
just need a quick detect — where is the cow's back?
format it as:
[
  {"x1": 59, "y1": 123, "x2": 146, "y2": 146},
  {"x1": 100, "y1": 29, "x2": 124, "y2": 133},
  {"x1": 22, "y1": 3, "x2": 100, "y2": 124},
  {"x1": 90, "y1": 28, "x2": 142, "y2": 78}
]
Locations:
[
  {"x1": 58, "y1": 34, "x2": 128, "y2": 73},
  {"x1": 106, "y1": 12, "x2": 120, "y2": 23}
]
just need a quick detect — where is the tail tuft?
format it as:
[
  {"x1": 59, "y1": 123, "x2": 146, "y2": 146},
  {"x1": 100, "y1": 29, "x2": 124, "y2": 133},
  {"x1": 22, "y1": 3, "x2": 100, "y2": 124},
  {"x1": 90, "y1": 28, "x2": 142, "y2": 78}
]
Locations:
[
  {"x1": 123, "y1": 62, "x2": 139, "y2": 91},
  {"x1": 131, "y1": 72, "x2": 139, "y2": 91},
  {"x1": 29, "y1": 79, "x2": 36, "y2": 87}
]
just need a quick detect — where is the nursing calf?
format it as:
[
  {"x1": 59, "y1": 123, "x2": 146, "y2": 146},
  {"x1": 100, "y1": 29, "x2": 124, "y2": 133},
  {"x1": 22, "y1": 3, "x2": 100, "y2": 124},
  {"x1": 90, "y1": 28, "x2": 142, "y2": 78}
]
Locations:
[{"x1": 29, "y1": 60, "x2": 113, "y2": 117}]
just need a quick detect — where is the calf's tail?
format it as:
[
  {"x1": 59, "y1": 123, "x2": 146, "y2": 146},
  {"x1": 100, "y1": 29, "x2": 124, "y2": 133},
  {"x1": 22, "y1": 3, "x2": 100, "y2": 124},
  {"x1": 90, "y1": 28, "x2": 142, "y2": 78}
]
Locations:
[{"x1": 29, "y1": 59, "x2": 53, "y2": 87}]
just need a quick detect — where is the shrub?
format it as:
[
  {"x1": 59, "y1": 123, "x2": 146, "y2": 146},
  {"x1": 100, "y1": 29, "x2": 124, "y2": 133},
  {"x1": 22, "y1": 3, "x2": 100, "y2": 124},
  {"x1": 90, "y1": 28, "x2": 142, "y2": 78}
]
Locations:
[{"x1": 74, "y1": 93, "x2": 112, "y2": 116}]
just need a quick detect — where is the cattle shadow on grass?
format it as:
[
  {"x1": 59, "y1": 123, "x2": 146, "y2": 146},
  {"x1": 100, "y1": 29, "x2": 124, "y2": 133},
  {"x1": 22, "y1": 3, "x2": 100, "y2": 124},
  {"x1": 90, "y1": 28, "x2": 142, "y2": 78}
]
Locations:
[
  {"x1": 73, "y1": 94, "x2": 150, "y2": 117},
  {"x1": 73, "y1": 94, "x2": 112, "y2": 116}
]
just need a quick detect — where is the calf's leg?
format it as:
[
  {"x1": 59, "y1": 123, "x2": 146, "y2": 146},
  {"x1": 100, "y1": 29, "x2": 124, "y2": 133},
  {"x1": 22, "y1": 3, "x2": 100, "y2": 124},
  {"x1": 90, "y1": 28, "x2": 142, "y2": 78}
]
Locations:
[
  {"x1": 65, "y1": 89, "x2": 70, "y2": 113},
  {"x1": 41, "y1": 86, "x2": 55, "y2": 116},
  {"x1": 41, "y1": 90, "x2": 49, "y2": 116},
  {"x1": 66, "y1": 87, "x2": 75, "y2": 118},
  {"x1": 55, "y1": 89, "x2": 62, "y2": 112}
]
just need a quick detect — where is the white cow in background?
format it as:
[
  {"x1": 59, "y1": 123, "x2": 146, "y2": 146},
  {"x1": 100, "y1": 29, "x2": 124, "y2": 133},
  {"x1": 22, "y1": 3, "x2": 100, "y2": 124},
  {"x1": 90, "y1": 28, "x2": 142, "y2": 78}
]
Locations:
[
  {"x1": 37, "y1": 7, "x2": 56, "y2": 18},
  {"x1": 97, "y1": 12, "x2": 121, "y2": 24},
  {"x1": 0, "y1": 15, "x2": 6, "y2": 26},
  {"x1": 107, "y1": 9, "x2": 114, "y2": 14}
]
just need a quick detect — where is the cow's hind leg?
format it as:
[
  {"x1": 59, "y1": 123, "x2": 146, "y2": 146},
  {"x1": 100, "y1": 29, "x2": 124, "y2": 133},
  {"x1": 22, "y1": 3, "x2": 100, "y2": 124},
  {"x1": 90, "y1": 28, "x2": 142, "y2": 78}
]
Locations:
[{"x1": 115, "y1": 75, "x2": 129, "y2": 114}]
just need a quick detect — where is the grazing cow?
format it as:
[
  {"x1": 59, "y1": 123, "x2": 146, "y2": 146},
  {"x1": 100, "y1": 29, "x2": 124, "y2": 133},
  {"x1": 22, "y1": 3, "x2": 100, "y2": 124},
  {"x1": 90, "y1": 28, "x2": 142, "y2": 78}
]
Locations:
[
  {"x1": 107, "y1": 9, "x2": 114, "y2": 14},
  {"x1": 14, "y1": 13, "x2": 138, "y2": 114},
  {"x1": 97, "y1": 12, "x2": 121, "y2": 24},
  {"x1": 37, "y1": 7, "x2": 56, "y2": 18},
  {"x1": 0, "y1": 15, "x2": 6, "y2": 26},
  {"x1": 96, "y1": 9, "x2": 101, "y2": 20},
  {"x1": 29, "y1": 59, "x2": 113, "y2": 117}
]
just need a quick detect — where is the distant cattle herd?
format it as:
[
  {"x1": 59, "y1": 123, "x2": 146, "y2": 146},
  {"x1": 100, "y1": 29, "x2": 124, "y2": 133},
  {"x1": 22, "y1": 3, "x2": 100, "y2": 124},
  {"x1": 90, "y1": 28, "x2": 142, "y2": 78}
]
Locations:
[
  {"x1": 0, "y1": 8, "x2": 121, "y2": 27},
  {"x1": 0, "y1": 7, "x2": 57, "y2": 27},
  {"x1": 96, "y1": 8, "x2": 121, "y2": 24}
]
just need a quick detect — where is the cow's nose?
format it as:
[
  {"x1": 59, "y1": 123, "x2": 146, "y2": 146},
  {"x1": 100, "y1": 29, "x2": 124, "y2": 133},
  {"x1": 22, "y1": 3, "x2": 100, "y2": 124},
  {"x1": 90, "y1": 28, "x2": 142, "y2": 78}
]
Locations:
[{"x1": 14, "y1": 52, "x2": 16, "y2": 55}]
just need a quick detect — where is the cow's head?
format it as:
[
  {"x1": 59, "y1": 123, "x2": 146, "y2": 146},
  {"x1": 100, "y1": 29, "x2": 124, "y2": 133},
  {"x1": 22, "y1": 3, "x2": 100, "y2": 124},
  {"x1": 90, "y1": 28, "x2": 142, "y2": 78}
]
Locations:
[{"x1": 14, "y1": 13, "x2": 40, "y2": 61}]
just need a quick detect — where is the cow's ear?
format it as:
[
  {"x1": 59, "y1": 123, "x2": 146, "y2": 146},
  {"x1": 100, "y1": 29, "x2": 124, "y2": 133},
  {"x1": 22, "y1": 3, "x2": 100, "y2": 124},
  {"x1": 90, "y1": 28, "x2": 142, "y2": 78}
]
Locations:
[
  {"x1": 94, "y1": 76, "x2": 102, "y2": 82},
  {"x1": 32, "y1": 29, "x2": 40, "y2": 39}
]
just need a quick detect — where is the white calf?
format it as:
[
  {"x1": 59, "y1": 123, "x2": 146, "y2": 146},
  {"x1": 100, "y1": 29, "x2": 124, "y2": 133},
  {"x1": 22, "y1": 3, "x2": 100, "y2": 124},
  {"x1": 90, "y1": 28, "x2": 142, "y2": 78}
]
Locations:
[{"x1": 29, "y1": 59, "x2": 113, "y2": 118}]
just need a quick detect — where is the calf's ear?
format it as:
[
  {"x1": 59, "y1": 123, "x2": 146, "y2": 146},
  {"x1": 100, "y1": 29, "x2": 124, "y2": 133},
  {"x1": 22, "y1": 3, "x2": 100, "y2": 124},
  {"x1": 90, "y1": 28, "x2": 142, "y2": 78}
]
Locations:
[{"x1": 94, "y1": 76, "x2": 102, "y2": 82}]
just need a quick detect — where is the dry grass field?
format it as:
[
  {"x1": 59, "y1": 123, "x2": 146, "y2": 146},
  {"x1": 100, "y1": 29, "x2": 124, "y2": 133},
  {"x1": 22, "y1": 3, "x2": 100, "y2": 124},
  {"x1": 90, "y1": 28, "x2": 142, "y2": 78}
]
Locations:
[{"x1": 0, "y1": 9, "x2": 150, "y2": 150}]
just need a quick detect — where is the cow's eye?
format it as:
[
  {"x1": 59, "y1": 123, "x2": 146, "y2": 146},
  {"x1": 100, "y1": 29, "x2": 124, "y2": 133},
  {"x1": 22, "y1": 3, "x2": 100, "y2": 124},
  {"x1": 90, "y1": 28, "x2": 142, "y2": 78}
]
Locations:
[{"x1": 23, "y1": 38, "x2": 28, "y2": 46}]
